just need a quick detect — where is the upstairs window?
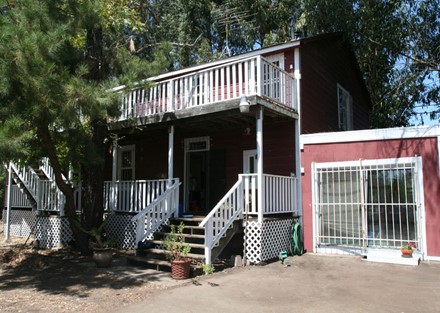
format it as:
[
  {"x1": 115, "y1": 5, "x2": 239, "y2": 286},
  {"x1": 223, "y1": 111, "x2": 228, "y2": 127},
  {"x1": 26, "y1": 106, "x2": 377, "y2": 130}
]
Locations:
[{"x1": 337, "y1": 84, "x2": 353, "y2": 131}]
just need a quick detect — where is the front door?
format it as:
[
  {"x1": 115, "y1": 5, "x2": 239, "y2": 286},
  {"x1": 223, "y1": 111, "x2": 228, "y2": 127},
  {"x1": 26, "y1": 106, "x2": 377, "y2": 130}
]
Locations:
[{"x1": 184, "y1": 137, "x2": 210, "y2": 213}]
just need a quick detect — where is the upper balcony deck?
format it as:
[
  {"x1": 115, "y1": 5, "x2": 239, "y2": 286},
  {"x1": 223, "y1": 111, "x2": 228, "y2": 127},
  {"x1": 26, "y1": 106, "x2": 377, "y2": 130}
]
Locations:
[{"x1": 113, "y1": 55, "x2": 298, "y2": 128}]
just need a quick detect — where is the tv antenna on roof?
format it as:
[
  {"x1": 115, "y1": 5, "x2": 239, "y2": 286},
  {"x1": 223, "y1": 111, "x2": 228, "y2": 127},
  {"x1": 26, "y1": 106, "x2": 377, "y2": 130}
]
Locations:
[{"x1": 214, "y1": 1, "x2": 254, "y2": 57}]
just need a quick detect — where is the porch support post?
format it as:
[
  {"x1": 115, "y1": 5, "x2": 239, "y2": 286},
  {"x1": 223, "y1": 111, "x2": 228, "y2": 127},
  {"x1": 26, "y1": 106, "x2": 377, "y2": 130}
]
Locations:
[
  {"x1": 256, "y1": 106, "x2": 264, "y2": 223},
  {"x1": 111, "y1": 135, "x2": 118, "y2": 211},
  {"x1": 168, "y1": 125, "x2": 174, "y2": 186},
  {"x1": 295, "y1": 118, "x2": 302, "y2": 220},
  {"x1": 5, "y1": 162, "x2": 13, "y2": 242},
  {"x1": 294, "y1": 47, "x2": 302, "y2": 221}
]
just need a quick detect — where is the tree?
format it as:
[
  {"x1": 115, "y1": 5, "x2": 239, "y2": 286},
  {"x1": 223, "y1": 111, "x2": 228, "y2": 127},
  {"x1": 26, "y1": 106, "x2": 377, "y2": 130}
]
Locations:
[
  {"x1": 150, "y1": 0, "x2": 438, "y2": 127},
  {"x1": 0, "y1": 0, "x2": 166, "y2": 253},
  {"x1": 290, "y1": 0, "x2": 439, "y2": 127}
]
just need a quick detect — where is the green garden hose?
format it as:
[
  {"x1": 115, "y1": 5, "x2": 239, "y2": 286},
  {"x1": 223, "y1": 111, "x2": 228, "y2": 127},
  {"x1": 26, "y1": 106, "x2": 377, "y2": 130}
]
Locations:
[{"x1": 290, "y1": 219, "x2": 303, "y2": 256}]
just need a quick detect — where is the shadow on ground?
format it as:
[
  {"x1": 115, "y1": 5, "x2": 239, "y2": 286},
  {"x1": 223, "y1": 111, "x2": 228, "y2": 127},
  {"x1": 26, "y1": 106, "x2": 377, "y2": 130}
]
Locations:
[{"x1": 0, "y1": 245, "x2": 176, "y2": 298}]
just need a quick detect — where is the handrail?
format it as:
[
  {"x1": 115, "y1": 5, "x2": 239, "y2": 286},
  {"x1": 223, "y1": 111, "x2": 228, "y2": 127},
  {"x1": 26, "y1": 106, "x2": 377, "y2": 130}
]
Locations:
[
  {"x1": 200, "y1": 176, "x2": 244, "y2": 264},
  {"x1": 10, "y1": 162, "x2": 40, "y2": 201},
  {"x1": 131, "y1": 180, "x2": 181, "y2": 247},
  {"x1": 9, "y1": 161, "x2": 67, "y2": 213},
  {"x1": 40, "y1": 157, "x2": 67, "y2": 181}
]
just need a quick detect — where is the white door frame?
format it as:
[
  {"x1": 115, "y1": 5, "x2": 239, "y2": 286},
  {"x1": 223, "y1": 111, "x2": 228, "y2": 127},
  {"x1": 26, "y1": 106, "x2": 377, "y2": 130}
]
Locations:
[{"x1": 312, "y1": 156, "x2": 426, "y2": 259}]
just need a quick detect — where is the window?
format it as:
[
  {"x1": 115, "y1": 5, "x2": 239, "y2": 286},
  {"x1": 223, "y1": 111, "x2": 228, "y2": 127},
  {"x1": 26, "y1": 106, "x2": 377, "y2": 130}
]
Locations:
[
  {"x1": 118, "y1": 145, "x2": 135, "y2": 180},
  {"x1": 337, "y1": 84, "x2": 353, "y2": 131}
]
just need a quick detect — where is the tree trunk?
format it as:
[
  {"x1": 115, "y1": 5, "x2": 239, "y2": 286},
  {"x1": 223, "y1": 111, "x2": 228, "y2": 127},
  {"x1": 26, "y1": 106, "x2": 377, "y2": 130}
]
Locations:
[
  {"x1": 80, "y1": 118, "x2": 109, "y2": 232},
  {"x1": 38, "y1": 125, "x2": 91, "y2": 255}
]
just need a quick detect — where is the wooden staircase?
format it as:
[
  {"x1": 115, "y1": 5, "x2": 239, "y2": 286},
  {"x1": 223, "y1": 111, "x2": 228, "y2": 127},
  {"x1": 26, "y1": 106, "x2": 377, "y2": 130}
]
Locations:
[
  {"x1": 127, "y1": 216, "x2": 243, "y2": 274},
  {"x1": 127, "y1": 216, "x2": 206, "y2": 272}
]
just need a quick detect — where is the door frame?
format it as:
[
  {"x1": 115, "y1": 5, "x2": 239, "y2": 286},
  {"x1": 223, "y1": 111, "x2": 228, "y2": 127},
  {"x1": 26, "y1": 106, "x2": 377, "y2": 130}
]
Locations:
[
  {"x1": 183, "y1": 136, "x2": 210, "y2": 213},
  {"x1": 312, "y1": 156, "x2": 426, "y2": 257}
]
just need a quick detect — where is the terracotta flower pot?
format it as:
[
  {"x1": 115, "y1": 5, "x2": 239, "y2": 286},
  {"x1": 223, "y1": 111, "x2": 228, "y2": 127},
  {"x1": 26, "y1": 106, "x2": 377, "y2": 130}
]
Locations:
[
  {"x1": 171, "y1": 258, "x2": 192, "y2": 280},
  {"x1": 401, "y1": 249, "x2": 413, "y2": 258}
]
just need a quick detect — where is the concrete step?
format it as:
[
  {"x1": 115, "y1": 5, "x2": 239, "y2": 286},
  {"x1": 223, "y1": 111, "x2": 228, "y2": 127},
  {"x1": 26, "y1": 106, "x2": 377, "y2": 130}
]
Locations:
[{"x1": 363, "y1": 248, "x2": 421, "y2": 266}]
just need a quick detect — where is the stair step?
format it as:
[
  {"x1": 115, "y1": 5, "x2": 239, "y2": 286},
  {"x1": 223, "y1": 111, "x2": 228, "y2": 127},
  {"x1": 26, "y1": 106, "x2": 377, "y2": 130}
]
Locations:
[
  {"x1": 155, "y1": 231, "x2": 205, "y2": 239},
  {"x1": 127, "y1": 255, "x2": 202, "y2": 275},
  {"x1": 171, "y1": 216, "x2": 205, "y2": 223},
  {"x1": 146, "y1": 248, "x2": 205, "y2": 260},
  {"x1": 148, "y1": 240, "x2": 205, "y2": 249}
]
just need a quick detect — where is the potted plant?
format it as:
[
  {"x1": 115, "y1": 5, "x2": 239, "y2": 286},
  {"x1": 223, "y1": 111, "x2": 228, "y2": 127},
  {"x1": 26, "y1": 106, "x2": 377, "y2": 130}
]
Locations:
[
  {"x1": 401, "y1": 242, "x2": 417, "y2": 258},
  {"x1": 79, "y1": 217, "x2": 117, "y2": 267},
  {"x1": 163, "y1": 222, "x2": 192, "y2": 279}
]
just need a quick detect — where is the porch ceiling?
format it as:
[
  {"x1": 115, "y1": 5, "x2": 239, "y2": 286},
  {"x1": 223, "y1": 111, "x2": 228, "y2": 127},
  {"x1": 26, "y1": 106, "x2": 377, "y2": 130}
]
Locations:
[{"x1": 110, "y1": 95, "x2": 298, "y2": 136}]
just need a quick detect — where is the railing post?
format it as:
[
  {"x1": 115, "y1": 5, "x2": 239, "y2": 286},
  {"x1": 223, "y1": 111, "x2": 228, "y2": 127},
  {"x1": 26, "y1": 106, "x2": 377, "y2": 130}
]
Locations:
[
  {"x1": 168, "y1": 80, "x2": 174, "y2": 112},
  {"x1": 5, "y1": 162, "x2": 13, "y2": 242},
  {"x1": 204, "y1": 221, "x2": 213, "y2": 265},
  {"x1": 135, "y1": 215, "x2": 146, "y2": 249},
  {"x1": 256, "y1": 106, "x2": 264, "y2": 223},
  {"x1": 256, "y1": 56, "x2": 262, "y2": 96}
]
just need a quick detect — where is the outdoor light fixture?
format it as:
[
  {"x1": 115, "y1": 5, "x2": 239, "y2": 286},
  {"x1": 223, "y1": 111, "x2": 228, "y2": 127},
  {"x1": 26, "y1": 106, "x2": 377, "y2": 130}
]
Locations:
[{"x1": 239, "y1": 95, "x2": 250, "y2": 113}]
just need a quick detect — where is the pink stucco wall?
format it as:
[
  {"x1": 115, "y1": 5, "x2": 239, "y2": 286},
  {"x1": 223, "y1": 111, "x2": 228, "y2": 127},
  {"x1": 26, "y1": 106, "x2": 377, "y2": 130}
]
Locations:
[{"x1": 301, "y1": 137, "x2": 440, "y2": 257}]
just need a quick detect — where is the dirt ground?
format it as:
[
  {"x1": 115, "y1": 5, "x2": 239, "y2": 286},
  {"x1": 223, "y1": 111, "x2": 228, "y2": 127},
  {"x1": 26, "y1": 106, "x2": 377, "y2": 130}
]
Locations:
[
  {"x1": 2, "y1": 221, "x2": 440, "y2": 313},
  {"x1": 0, "y1": 223, "x2": 187, "y2": 313}
]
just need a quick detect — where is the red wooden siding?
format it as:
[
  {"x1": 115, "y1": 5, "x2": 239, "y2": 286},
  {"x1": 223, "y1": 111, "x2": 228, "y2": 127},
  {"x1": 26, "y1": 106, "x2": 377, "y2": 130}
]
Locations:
[
  {"x1": 301, "y1": 137, "x2": 440, "y2": 257},
  {"x1": 300, "y1": 37, "x2": 370, "y2": 134}
]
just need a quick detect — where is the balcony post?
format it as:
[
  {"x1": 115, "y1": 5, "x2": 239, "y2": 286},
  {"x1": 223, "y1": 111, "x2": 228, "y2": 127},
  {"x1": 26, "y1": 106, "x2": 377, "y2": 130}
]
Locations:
[
  {"x1": 168, "y1": 125, "x2": 174, "y2": 188},
  {"x1": 111, "y1": 135, "x2": 118, "y2": 211},
  {"x1": 256, "y1": 106, "x2": 264, "y2": 223},
  {"x1": 256, "y1": 56, "x2": 262, "y2": 96}
]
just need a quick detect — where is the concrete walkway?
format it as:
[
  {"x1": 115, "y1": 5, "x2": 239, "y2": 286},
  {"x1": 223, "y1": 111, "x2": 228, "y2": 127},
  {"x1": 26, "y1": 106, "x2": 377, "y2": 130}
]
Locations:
[{"x1": 119, "y1": 254, "x2": 440, "y2": 313}]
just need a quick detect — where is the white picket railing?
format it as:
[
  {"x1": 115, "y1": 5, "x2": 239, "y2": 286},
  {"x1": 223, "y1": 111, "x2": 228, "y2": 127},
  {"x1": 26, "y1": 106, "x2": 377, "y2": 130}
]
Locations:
[
  {"x1": 40, "y1": 157, "x2": 68, "y2": 181},
  {"x1": 200, "y1": 177, "x2": 245, "y2": 265},
  {"x1": 117, "y1": 55, "x2": 297, "y2": 121},
  {"x1": 200, "y1": 173, "x2": 298, "y2": 264},
  {"x1": 263, "y1": 174, "x2": 298, "y2": 215},
  {"x1": 9, "y1": 185, "x2": 32, "y2": 208},
  {"x1": 10, "y1": 163, "x2": 40, "y2": 200},
  {"x1": 9, "y1": 161, "x2": 78, "y2": 214},
  {"x1": 131, "y1": 180, "x2": 181, "y2": 247},
  {"x1": 103, "y1": 179, "x2": 179, "y2": 212}
]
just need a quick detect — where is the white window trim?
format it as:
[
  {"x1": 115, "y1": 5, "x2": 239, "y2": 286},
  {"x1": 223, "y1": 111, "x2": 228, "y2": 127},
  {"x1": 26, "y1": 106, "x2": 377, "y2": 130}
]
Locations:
[
  {"x1": 118, "y1": 144, "x2": 135, "y2": 180},
  {"x1": 337, "y1": 84, "x2": 353, "y2": 131}
]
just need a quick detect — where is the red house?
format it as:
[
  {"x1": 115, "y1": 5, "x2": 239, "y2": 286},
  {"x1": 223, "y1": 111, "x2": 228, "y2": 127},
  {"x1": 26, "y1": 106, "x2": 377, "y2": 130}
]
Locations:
[{"x1": 4, "y1": 33, "x2": 375, "y2": 267}]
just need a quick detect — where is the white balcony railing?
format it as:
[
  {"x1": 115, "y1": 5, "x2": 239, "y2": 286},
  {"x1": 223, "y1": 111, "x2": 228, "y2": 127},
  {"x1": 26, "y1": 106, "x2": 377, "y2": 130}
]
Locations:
[{"x1": 117, "y1": 55, "x2": 297, "y2": 121}]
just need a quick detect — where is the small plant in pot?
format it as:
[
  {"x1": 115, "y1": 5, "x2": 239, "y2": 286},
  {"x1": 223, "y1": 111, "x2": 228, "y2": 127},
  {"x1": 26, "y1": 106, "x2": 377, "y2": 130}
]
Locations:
[
  {"x1": 80, "y1": 217, "x2": 117, "y2": 268},
  {"x1": 163, "y1": 222, "x2": 192, "y2": 279}
]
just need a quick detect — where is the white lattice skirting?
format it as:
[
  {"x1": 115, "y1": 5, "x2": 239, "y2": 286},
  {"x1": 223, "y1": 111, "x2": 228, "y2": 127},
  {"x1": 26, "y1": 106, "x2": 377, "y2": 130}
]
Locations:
[
  {"x1": 35, "y1": 216, "x2": 74, "y2": 248},
  {"x1": 2, "y1": 209, "x2": 35, "y2": 238},
  {"x1": 245, "y1": 218, "x2": 293, "y2": 263},
  {"x1": 106, "y1": 214, "x2": 136, "y2": 249}
]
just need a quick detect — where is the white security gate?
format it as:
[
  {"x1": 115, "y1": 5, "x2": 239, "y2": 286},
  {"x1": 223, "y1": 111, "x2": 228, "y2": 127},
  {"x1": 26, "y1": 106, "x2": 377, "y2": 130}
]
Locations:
[{"x1": 313, "y1": 157, "x2": 424, "y2": 254}]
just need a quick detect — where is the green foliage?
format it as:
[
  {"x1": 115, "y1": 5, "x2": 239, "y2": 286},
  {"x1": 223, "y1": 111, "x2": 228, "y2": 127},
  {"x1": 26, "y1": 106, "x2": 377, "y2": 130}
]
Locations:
[
  {"x1": 201, "y1": 262, "x2": 215, "y2": 275},
  {"x1": 163, "y1": 222, "x2": 191, "y2": 261}
]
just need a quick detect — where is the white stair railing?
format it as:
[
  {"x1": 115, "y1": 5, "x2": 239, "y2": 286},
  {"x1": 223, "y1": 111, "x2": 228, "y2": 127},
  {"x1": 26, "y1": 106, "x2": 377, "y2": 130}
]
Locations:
[
  {"x1": 40, "y1": 157, "x2": 67, "y2": 181},
  {"x1": 131, "y1": 179, "x2": 181, "y2": 247},
  {"x1": 9, "y1": 161, "x2": 66, "y2": 213},
  {"x1": 199, "y1": 175, "x2": 246, "y2": 265},
  {"x1": 10, "y1": 163, "x2": 41, "y2": 202}
]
